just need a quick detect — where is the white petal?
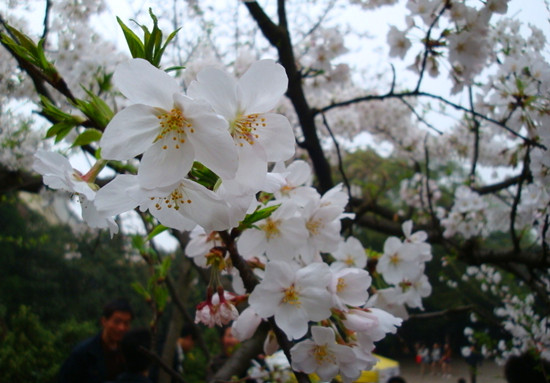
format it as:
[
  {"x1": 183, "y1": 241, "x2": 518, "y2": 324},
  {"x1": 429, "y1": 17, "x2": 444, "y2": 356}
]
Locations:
[
  {"x1": 239, "y1": 60, "x2": 288, "y2": 113},
  {"x1": 179, "y1": 96, "x2": 238, "y2": 180},
  {"x1": 33, "y1": 150, "x2": 72, "y2": 176},
  {"x1": 114, "y1": 58, "x2": 180, "y2": 108},
  {"x1": 187, "y1": 67, "x2": 239, "y2": 120},
  {"x1": 100, "y1": 104, "x2": 160, "y2": 160},
  {"x1": 249, "y1": 285, "x2": 282, "y2": 318},
  {"x1": 138, "y1": 140, "x2": 194, "y2": 189},
  {"x1": 275, "y1": 304, "x2": 309, "y2": 340},
  {"x1": 94, "y1": 174, "x2": 140, "y2": 215},
  {"x1": 255, "y1": 113, "x2": 295, "y2": 162},
  {"x1": 176, "y1": 179, "x2": 231, "y2": 232},
  {"x1": 232, "y1": 307, "x2": 262, "y2": 342}
]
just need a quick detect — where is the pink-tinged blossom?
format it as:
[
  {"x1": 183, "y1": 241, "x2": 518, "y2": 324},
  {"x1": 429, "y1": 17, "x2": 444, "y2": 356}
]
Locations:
[
  {"x1": 188, "y1": 59, "x2": 295, "y2": 190},
  {"x1": 248, "y1": 261, "x2": 332, "y2": 340},
  {"x1": 100, "y1": 58, "x2": 237, "y2": 189},
  {"x1": 195, "y1": 292, "x2": 239, "y2": 328},
  {"x1": 290, "y1": 326, "x2": 358, "y2": 382}
]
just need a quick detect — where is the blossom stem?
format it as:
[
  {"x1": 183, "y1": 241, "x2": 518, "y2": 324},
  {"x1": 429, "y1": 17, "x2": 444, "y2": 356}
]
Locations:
[{"x1": 80, "y1": 159, "x2": 107, "y2": 183}]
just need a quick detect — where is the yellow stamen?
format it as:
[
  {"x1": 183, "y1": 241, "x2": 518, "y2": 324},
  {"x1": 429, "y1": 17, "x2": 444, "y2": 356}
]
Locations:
[{"x1": 281, "y1": 284, "x2": 301, "y2": 305}]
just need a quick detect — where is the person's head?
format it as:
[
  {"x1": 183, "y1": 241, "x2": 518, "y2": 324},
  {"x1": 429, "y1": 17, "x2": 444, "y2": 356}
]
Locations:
[
  {"x1": 101, "y1": 298, "x2": 133, "y2": 347},
  {"x1": 457, "y1": 379, "x2": 466, "y2": 383},
  {"x1": 221, "y1": 327, "x2": 239, "y2": 355},
  {"x1": 120, "y1": 327, "x2": 152, "y2": 375},
  {"x1": 178, "y1": 324, "x2": 198, "y2": 352},
  {"x1": 388, "y1": 377, "x2": 407, "y2": 383}
]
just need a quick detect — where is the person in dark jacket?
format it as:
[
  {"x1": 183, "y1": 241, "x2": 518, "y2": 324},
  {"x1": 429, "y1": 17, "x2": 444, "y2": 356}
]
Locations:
[
  {"x1": 58, "y1": 298, "x2": 134, "y2": 383},
  {"x1": 109, "y1": 327, "x2": 154, "y2": 383}
]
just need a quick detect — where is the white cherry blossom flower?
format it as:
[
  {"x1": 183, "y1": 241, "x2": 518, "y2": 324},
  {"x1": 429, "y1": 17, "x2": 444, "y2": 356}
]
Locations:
[
  {"x1": 290, "y1": 326, "x2": 357, "y2": 382},
  {"x1": 237, "y1": 200, "x2": 307, "y2": 261},
  {"x1": 376, "y1": 236, "x2": 424, "y2": 284},
  {"x1": 33, "y1": 150, "x2": 118, "y2": 236},
  {"x1": 100, "y1": 58, "x2": 238, "y2": 189},
  {"x1": 188, "y1": 59, "x2": 295, "y2": 190},
  {"x1": 332, "y1": 236, "x2": 367, "y2": 270},
  {"x1": 33, "y1": 150, "x2": 96, "y2": 200},
  {"x1": 248, "y1": 261, "x2": 332, "y2": 340},
  {"x1": 94, "y1": 174, "x2": 231, "y2": 232},
  {"x1": 329, "y1": 266, "x2": 371, "y2": 310}
]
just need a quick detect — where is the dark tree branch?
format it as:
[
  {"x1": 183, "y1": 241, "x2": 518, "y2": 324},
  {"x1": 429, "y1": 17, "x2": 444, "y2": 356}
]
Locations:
[
  {"x1": 408, "y1": 305, "x2": 474, "y2": 320},
  {"x1": 414, "y1": 1, "x2": 449, "y2": 92},
  {"x1": 316, "y1": 91, "x2": 545, "y2": 149},
  {"x1": 209, "y1": 322, "x2": 269, "y2": 383},
  {"x1": 320, "y1": 112, "x2": 352, "y2": 207},
  {"x1": 473, "y1": 175, "x2": 523, "y2": 195},
  {"x1": 41, "y1": 0, "x2": 52, "y2": 42},
  {"x1": 468, "y1": 86, "x2": 481, "y2": 182}
]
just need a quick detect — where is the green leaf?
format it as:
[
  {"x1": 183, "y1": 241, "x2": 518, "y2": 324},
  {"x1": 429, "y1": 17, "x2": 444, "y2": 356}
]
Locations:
[
  {"x1": 117, "y1": 17, "x2": 145, "y2": 59},
  {"x1": 46, "y1": 121, "x2": 76, "y2": 141},
  {"x1": 131, "y1": 282, "x2": 151, "y2": 301},
  {"x1": 164, "y1": 65, "x2": 185, "y2": 73},
  {"x1": 73, "y1": 88, "x2": 114, "y2": 129},
  {"x1": 238, "y1": 204, "x2": 281, "y2": 231},
  {"x1": 117, "y1": 9, "x2": 180, "y2": 67},
  {"x1": 71, "y1": 129, "x2": 102, "y2": 147},
  {"x1": 145, "y1": 225, "x2": 168, "y2": 242},
  {"x1": 189, "y1": 162, "x2": 220, "y2": 189}
]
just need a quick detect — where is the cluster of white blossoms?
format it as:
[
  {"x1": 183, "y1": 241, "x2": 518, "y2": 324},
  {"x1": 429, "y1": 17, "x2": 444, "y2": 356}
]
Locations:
[
  {"x1": 461, "y1": 264, "x2": 550, "y2": 363},
  {"x1": 440, "y1": 185, "x2": 488, "y2": 239},
  {"x1": 182, "y1": 159, "x2": 432, "y2": 381},
  {"x1": 34, "y1": 58, "x2": 295, "y2": 235},
  {"x1": 31, "y1": 55, "x2": 433, "y2": 380},
  {"x1": 374, "y1": 221, "x2": 433, "y2": 315},
  {"x1": 398, "y1": 173, "x2": 441, "y2": 213}
]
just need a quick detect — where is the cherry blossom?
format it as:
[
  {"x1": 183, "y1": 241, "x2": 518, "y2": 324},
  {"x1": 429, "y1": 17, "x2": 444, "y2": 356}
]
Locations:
[
  {"x1": 100, "y1": 58, "x2": 238, "y2": 189},
  {"x1": 248, "y1": 261, "x2": 332, "y2": 340}
]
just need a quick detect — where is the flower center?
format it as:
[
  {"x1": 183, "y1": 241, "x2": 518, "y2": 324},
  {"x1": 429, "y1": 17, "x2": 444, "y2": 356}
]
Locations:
[
  {"x1": 230, "y1": 114, "x2": 265, "y2": 147},
  {"x1": 389, "y1": 252, "x2": 401, "y2": 265},
  {"x1": 336, "y1": 277, "x2": 347, "y2": 293},
  {"x1": 281, "y1": 284, "x2": 301, "y2": 305},
  {"x1": 399, "y1": 280, "x2": 412, "y2": 292},
  {"x1": 260, "y1": 218, "x2": 281, "y2": 240},
  {"x1": 306, "y1": 218, "x2": 323, "y2": 235},
  {"x1": 151, "y1": 188, "x2": 192, "y2": 211},
  {"x1": 313, "y1": 344, "x2": 335, "y2": 364},
  {"x1": 344, "y1": 255, "x2": 355, "y2": 266},
  {"x1": 156, "y1": 108, "x2": 193, "y2": 150}
]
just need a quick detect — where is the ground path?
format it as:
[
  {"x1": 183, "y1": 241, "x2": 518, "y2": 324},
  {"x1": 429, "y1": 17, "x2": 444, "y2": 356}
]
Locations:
[{"x1": 397, "y1": 358, "x2": 506, "y2": 383}]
